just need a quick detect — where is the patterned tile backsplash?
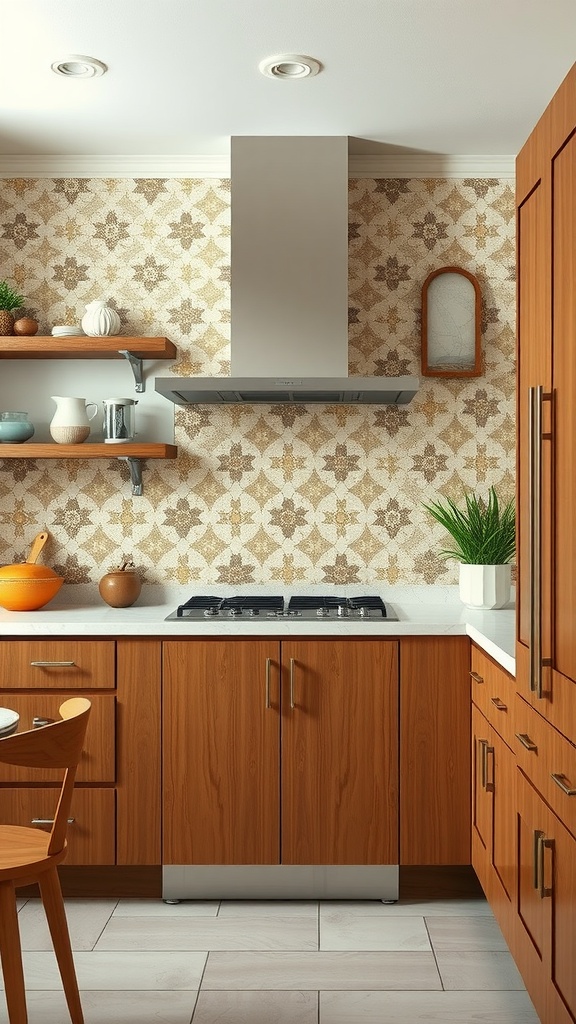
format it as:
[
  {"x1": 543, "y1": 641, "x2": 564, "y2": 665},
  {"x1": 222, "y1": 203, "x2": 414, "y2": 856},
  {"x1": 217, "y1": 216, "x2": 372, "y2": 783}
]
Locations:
[{"x1": 0, "y1": 175, "x2": 515, "y2": 586}]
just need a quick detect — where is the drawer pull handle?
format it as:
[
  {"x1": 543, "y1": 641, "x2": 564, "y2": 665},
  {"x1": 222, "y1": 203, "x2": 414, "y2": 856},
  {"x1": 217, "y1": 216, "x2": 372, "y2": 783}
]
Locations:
[
  {"x1": 32, "y1": 717, "x2": 54, "y2": 729},
  {"x1": 31, "y1": 818, "x2": 75, "y2": 826},
  {"x1": 491, "y1": 697, "x2": 507, "y2": 711},
  {"x1": 265, "y1": 657, "x2": 272, "y2": 709},
  {"x1": 289, "y1": 658, "x2": 296, "y2": 709},
  {"x1": 515, "y1": 732, "x2": 537, "y2": 752},
  {"x1": 551, "y1": 772, "x2": 576, "y2": 796},
  {"x1": 30, "y1": 661, "x2": 76, "y2": 668},
  {"x1": 470, "y1": 672, "x2": 484, "y2": 684}
]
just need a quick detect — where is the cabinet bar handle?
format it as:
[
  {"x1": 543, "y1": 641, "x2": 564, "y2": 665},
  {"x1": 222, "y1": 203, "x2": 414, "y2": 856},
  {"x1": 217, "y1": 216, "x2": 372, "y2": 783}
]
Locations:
[
  {"x1": 528, "y1": 385, "x2": 542, "y2": 698},
  {"x1": 533, "y1": 829, "x2": 544, "y2": 890},
  {"x1": 289, "y1": 658, "x2": 296, "y2": 709},
  {"x1": 485, "y1": 744, "x2": 495, "y2": 792},
  {"x1": 515, "y1": 732, "x2": 537, "y2": 752},
  {"x1": 470, "y1": 672, "x2": 484, "y2": 684},
  {"x1": 536, "y1": 834, "x2": 553, "y2": 899},
  {"x1": 490, "y1": 697, "x2": 507, "y2": 711},
  {"x1": 265, "y1": 657, "x2": 272, "y2": 709},
  {"x1": 479, "y1": 739, "x2": 488, "y2": 789},
  {"x1": 30, "y1": 661, "x2": 76, "y2": 668},
  {"x1": 551, "y1": 772, "x2": 576, "y2": 796},
  {"x1": 31, "y1": 818, "x2": 75, "y2": 826}
]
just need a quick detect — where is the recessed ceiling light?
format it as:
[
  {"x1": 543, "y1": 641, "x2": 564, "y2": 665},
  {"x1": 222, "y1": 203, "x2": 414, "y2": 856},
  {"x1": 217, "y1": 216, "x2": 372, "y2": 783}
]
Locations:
[
  {"x1": 51, "y1": 55, "x2": 108, "y2": 79},
  {"x1": 259, "y1": 54, "x2": 322, "y2": 80}
]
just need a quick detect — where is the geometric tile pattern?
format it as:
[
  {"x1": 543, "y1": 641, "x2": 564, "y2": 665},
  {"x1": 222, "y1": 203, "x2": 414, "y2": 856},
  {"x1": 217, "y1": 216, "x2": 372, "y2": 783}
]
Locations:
[{"x1": 0, "y1": 176, "x2": 515, "y2": 585}]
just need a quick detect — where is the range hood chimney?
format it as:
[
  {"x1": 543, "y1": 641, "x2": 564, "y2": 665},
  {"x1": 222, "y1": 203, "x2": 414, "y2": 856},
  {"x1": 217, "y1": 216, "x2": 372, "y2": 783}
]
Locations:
[{"x1": 155, "y1": 136, "x2": 419, "y2": 405}]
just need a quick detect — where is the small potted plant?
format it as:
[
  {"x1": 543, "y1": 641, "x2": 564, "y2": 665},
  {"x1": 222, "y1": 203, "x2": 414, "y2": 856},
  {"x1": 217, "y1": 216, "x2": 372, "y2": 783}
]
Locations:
[
  {"x1": 0, "y1": 281, "x2": 25, "y2": 336},
  {"x1": 424, "y1": 486, "x2": 515, "y2": 609}
]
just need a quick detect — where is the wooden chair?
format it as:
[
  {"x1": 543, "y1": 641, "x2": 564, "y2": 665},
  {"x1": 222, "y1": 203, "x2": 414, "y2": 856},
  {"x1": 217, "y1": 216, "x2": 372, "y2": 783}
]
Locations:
[{"x1": 0, "y1": 697, "x2": 91, "y2": 1024}]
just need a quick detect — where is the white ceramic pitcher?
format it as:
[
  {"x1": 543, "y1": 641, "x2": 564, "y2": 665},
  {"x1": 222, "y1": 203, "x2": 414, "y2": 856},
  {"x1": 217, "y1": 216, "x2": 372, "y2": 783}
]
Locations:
[{"x1": 50, "y1": 396, "x2": 98, "y2": 445}]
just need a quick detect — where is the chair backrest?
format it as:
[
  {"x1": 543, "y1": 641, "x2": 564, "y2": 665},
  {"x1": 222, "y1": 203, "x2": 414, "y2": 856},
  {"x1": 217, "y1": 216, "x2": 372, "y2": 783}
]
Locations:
[{"x1": 0, "y1": 697, "x2": 91, "y2": 856}]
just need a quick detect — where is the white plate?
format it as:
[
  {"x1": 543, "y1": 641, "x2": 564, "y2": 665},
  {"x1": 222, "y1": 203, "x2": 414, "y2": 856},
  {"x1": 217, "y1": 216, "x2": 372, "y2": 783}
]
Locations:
[{"x1": 0, "y1": 707, "x2": 19, "y2": 736}]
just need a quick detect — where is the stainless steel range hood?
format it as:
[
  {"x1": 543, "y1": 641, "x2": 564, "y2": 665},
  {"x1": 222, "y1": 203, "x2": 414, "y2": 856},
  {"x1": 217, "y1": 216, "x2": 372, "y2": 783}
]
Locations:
[{"x1": 155, "y1": 136, "x2": 419, "y2": 406}]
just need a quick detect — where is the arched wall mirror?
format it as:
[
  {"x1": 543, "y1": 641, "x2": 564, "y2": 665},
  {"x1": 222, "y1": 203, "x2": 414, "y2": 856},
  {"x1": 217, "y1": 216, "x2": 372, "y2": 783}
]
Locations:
[{"x1": 421, "y1": 266, "x2": 482, "y2": 377}]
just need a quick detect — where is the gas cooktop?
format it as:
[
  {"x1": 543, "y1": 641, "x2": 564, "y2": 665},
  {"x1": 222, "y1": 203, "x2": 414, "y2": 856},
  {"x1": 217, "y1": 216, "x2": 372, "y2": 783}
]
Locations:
[{"x1": 165, "y1": 594, "x2": 398, "y2": 622}]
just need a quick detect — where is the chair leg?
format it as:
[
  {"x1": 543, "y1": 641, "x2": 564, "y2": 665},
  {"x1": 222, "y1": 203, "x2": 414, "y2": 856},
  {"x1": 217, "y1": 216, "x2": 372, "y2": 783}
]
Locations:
[
  {"x1": 38, "y1": 869, "x2": 84, "y2": 1024},
  {"x1": 0, "y1": 879, "x2": 28, "y2": 1024}
]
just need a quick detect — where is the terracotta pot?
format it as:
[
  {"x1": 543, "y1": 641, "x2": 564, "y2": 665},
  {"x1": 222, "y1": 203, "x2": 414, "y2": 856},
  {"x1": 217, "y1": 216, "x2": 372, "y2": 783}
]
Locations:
[
  {"x1": 13, "y1": 317, "x2": 39, "y2": 336},
  {"x1": 0, "y1": 532, "x2": 63, "y2": 611},
  {"x1": 99, "y1": 563, "x2": 142, "y2": 607}
]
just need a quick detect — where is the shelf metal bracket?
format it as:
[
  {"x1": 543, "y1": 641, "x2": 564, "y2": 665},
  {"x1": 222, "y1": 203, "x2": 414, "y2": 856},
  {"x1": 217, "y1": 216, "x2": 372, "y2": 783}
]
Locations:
[
  {"x1": 118, "y1": 349, "x2": 144, "y2": 392},
  {"x1": 119, "y1": 457, "x2": 143, "y2": 496}
]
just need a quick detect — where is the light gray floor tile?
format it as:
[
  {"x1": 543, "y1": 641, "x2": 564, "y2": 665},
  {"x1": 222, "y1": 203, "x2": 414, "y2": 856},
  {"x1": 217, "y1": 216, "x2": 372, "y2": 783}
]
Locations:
[
  {"x1": 0, "y1": 990, "x2": 196, "y2": 1024},
  {"x1": 218, "y1": 900, "x2": 318, "y2": 918},
  {"x1": 320, "y1": 913, "x2": 430, "y2": 951},
  {"x1": 320, "y1": 898, "x2": 494, "y2": 917},
  {"x1": 192, "y1": 990, "x2": 318, "y2": 1023},
  {"x1": 0, "y1": 951, "x2": 206, "y2": 991},
  {"x1": 426, "y1": 914, "x2": 508, "y2": 951},
  {"x1": 202, "y1": 951, "x2": 441, "y2": 990},
  {"x1": 114, "y1": 898, "x2": 219, "y2": 917},
  {"x1": 17, "y1": 898, "x2": 117, "y2": 951},
  {"x1": 95, "y1": 915, "x2": 318, "y2": 951},
  {"x1": 319, "y1": 989, "x2": 540, "y2": 1023},
  {"x1": 436, "y1": 949, "x2": 528, "y2": 990}
]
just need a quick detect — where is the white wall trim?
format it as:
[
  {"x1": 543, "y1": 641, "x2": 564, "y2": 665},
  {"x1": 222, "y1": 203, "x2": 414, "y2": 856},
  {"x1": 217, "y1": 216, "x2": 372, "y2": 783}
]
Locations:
[{"x1": 0, "y1": 153, "x2": 515, "y2": 179}]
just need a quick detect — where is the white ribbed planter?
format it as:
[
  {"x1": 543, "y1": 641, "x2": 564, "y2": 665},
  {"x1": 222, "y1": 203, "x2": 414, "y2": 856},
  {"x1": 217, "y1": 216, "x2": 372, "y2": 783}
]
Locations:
[{"x1": 458, "y1": 563, "x2": 512, "y2": 610}]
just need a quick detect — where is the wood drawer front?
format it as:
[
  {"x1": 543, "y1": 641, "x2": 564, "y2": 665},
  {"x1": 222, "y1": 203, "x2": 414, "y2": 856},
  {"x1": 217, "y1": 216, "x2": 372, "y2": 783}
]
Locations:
[
  {"x1": 0, "y1": 641, "x2": 115, "y2": 689},
  {"x1": 514, "y1": 694, "x2": 576, "y2": 838},
  {"x1": 471, "y1": 646, "x2": 515, "y2": 748},
  {"x1": 0, "y1": 694, "x2": 115, "y2": 783},
  {"x1": 0, "y1": 788, "x2": 116, "y2": 864}
]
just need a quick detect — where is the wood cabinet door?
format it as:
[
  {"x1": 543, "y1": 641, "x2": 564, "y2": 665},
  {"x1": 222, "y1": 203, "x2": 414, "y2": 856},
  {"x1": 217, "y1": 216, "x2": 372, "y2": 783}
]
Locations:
[
  {"x1": 162, "y1": 640, "x2": 280, "y2": 865},
  {"x1": 515, "y1": 770, "x2": 575, "y2": 1024},
  {"x1": 280, "y1": 639, "x2": 398, "y2": 865},
  {"x1": 471, "y1": 705, "x2": 492, "y2": 873},
  {"x1": 400, "y1": 636, "x2": 470, "y2": 865}
]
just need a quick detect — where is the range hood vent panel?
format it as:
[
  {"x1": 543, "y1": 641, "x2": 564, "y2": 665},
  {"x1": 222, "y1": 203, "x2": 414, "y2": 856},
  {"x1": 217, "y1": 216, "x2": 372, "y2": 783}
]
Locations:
[
  {"x1": 155, "y1": 136, "x2": 420, "y2": 406},
  {"x1": 155, "y1": 377, "x2": 419, "y2": 405}
]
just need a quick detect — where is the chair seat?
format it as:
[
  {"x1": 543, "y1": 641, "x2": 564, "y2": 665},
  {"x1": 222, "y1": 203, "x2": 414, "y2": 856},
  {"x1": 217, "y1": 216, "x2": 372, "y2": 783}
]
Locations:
[{"x1": 0, "y1": 824, "x2": 67, "y2": 880}]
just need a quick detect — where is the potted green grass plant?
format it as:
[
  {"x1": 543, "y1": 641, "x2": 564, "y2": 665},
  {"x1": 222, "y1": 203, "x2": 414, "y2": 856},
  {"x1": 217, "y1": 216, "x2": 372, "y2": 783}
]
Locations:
[{"x1": 424, "y1": 486, "x2": 515, "y2": 609}]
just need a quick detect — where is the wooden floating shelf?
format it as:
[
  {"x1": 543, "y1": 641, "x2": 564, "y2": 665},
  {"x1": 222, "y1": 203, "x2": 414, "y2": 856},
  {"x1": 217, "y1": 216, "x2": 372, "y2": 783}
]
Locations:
[
  {"x1": 0, "y1": 337, "x2": 177, "y2": 359},
  {"x1": 0, "y1": 443, "x2": 177, "y2": 459}
]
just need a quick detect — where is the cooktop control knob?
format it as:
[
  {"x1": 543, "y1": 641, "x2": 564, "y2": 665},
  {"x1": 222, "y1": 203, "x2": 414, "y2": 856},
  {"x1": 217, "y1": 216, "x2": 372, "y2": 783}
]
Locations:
[
  {"x1": 316, "y1": 606, "x2": 329, "y2": 617},
  {"x1": 204, "y1": 607, "x2": 218, "y2": 617},
  {"x1": 337, "y1": 604, "x2": 348, "y2": 617}
]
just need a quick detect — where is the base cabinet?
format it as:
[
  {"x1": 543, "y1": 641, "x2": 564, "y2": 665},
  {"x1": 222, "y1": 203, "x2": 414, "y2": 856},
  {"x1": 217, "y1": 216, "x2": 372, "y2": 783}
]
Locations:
[
  {"x1": 162, "y1": 638, "x2": 399, "y2": 867},
  {"x1": 515, "y1": 770, "x2": 576, "y2": 1024},
  {"x1": 471, "y1": 704, "x2": 516, "y2": 934}
]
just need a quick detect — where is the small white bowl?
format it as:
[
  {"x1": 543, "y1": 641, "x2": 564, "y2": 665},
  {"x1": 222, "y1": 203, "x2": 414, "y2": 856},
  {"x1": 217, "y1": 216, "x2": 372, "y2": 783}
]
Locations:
[{"x1": 0, "y1": 707, "x2": 19, "y2": 737}]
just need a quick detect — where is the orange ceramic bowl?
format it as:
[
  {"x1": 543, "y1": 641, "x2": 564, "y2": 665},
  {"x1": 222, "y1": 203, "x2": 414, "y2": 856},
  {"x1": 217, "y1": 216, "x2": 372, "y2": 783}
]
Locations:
[{"x1": 0, "y1": 563, "x2": 64, "y2": 611}]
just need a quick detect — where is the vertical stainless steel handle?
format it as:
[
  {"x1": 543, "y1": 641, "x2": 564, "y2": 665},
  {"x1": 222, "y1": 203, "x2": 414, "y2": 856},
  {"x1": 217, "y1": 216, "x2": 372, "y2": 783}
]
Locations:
[
  {"x1": 528, "y1": 385, "x2": 543, "y2": 698},
  {"x1": 535, "y1": 833, "x2": 553, "y2": 898},
  {"x1": 485, "y1": 744, "x2": 495, "y2": 792},
  {"x1": 479, "y1": 739, "x2": 488, "y2": 789},
  {"x1": 265, "y1": 657, "x2": 271, "y2": 709},
  {"x1": 533, "y1": 829, "x2": 544, "y2": 890},
  {"x1": 289, "y1": 658, "x2": 296, "y2": 709}
]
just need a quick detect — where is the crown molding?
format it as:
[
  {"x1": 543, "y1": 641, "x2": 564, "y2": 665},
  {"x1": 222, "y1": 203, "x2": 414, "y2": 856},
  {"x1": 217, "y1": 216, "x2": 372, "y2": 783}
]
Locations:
[
  {"x1": 0, "y1": 153, "x2": 515, "y2": 179},
  {"x1": 0, "y1": 155, "x2": 230, "y2": 178}
]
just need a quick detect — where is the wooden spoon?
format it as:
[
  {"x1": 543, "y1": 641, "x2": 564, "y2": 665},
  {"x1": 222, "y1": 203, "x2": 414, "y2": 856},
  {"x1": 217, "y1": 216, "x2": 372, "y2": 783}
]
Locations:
[{"x1": 26, "y1": 531, "x2": 49, "y2": 564}]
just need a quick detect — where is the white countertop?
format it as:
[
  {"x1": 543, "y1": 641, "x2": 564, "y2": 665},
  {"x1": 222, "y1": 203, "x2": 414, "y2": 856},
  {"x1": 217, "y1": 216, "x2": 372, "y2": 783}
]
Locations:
[{"x1": 0, "y1": 584, "x2": 516, "y2": 675}]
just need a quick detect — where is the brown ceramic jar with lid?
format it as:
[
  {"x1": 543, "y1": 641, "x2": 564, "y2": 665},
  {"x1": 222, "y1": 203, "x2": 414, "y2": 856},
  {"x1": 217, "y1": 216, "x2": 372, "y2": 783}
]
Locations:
[{"x1": 98, "y1": 560, "x2": 142, "y2": 607}]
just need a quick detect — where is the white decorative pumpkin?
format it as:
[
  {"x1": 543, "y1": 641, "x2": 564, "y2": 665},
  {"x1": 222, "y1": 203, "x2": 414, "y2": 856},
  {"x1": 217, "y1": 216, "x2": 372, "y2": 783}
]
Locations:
[{"x1": 81, "y1": 300, "x2": 121, "y2": 337}]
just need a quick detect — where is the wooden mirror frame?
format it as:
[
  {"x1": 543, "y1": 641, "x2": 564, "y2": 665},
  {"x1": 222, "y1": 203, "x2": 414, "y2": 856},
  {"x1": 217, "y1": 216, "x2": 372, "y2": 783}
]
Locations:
[{"x1": 421, "y1": 266, "x2": 482, "y2": 378}]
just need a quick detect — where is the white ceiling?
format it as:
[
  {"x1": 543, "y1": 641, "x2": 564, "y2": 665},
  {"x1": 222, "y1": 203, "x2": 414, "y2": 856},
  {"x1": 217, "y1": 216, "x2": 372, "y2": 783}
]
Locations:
[{"x1": 2, "y1": 0, "x2": 575, "y2": 160}]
